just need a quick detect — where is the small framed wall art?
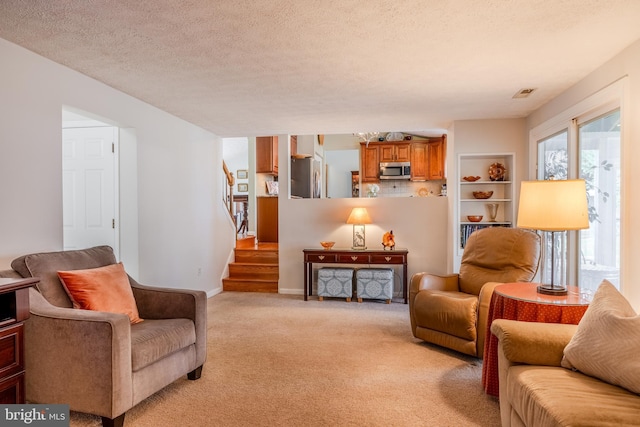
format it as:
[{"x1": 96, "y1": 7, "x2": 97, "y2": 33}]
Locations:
[
  {"x1": 237, "y1": 170, "x2": 248, "y2": 179},
  {"x1": 238, "y1": 183, "x2": 248, "y2": 192}
]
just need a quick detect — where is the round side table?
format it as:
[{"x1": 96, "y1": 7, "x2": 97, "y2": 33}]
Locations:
[{"x1": 481, "y1": 282, "x2": 590, "y2": 398}]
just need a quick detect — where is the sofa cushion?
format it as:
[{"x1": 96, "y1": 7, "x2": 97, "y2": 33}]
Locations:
[
  {"x1": 507, "y1": 365, "x2": 640, "y2": 426},
  {"x1": 58, "y1": 262, "x2": 143, "y2": 324},
  {"x1": 130, "y1": 318, "x2": 196, "y2": 371},
  {"x1": 413, "y1": 290, "x2": 477, "y2": 341},
  {"x1": 561, "y1": 280, "x2": 640, "y2": 394},
  {"x1": 12, "y1": 246, "x2": 117, "y2": 308}
]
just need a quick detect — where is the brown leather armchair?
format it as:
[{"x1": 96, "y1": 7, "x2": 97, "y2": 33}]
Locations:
[{"x1": 409, "y1": 227, "x2": 540, "y2": 357}]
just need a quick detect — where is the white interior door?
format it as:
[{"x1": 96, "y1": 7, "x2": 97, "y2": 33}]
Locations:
[{"x1": 62, "y1": 126, "x2": 118, "y2": 252}]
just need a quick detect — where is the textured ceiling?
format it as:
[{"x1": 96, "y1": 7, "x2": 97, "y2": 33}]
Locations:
[{"x1": 1, "y1": 1, "x2": 640, "y2": 137}]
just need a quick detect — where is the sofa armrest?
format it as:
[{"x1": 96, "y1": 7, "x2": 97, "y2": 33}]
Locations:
[
  {"x1": 26, "y1": 288, "x2": 132, "y2": 418},
  {"x1": 476, "y1": 281, "x2": 503, "y2": 358},
  {"x1": 0, "y1": 269, "x2": 22, "y2": 279},
  {"x1": 490, "y1": 319, "x2": 577, "y2": 367},
  {"x1": 130, "y1": 278, "x2": 207, "y2": 367}
]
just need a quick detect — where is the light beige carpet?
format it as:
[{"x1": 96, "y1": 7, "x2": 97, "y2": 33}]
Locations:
[{"x1": 71, "y1": 292, "x2": 500, "y2": 426}]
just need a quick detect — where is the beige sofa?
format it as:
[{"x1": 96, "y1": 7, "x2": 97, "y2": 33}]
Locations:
[
  {"x1": 491, "y1": 319, "x2": 640, "y2": 426},
  {"x1": 0, "y1": 246, "x2": 207, "y2": 427}
]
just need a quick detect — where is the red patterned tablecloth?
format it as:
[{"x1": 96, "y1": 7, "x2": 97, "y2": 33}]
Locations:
[{"x1": 482, "y1": 282, "x2": 590, "y2": 398}]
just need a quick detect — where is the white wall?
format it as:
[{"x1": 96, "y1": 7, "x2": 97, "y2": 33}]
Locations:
[
  {"x1": 277, "y1": 134, "x2": 450, "y2": 296},
  {"x1": 325, "y1": 149, "x2": 358, "y2": 198},
  {"x1": 222, "y1": 137, "x2": 249, "y2": 195},
  {"x1": 448, "y1": 118, "x2": 529, "y2": 269},
  {"x1": 527, "y1": 39, "x2": 640, "y2": 308},
  {"x1": 0, "y1": 38, "x2": 231, "y2": 296}
]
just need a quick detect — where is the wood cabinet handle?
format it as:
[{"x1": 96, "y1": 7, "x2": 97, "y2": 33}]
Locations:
[
  {"x1": 385, "y1": 256, "x2": 392, "y2": 262},
  {"x1": 318, "y1": 255, "x2": 325, "y2": 260},
  {"x1": 351, "y1": 256, "x2": 358, "y2": 261}
]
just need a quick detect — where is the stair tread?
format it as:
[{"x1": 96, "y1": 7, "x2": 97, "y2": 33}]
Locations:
[{"x1": 227, "y1": 243, "x2": 278, "y2": 293}]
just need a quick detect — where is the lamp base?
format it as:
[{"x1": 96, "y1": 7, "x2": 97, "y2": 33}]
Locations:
[{"x1": 537, "y1": 284, "x2": 568, "y2": 296}]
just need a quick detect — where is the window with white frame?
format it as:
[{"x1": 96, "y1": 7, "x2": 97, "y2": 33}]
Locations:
[{"x1": 533, "y1": 105, "x2": 621, "y2": 297}]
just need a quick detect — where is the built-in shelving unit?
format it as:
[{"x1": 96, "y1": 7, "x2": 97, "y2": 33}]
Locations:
[{"x1": 457, "y1": 153, "x2": 515, "y2": 254}]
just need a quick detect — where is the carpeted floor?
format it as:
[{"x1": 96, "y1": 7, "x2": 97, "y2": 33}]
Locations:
[{"x1": 70, "y1": 292, "x2": 500, "y2": 426}]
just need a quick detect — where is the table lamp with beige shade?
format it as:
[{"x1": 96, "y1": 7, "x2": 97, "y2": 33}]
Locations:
[
  {"x1": 517, "y1": 179, "x2": 589, "y2": 295},
  {"x1": 346, "y1": 207, "x2": 372, "y2": 250}
]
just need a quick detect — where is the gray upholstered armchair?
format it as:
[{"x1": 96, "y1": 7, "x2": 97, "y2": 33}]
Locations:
[
  {"x1": 409, "y1": 227, "x2": 540, "y2": 357},
  {"x1": 0, "y1": 246, "x2": 207, "y2": 427}
]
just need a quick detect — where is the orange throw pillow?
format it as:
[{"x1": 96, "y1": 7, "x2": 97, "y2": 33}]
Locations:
[{"x1": 58, "y1": 262, "x2": 143, "y2": 324}]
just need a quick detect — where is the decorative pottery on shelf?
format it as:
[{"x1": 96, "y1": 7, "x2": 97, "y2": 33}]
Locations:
[
  {"x1": 462, "y1": 176, "x2": 481, "y2": 182},
  {"x1": 467, "y1": 215, "x2": 483, "y2": 222},
  {"x1": 486, "y1": 203, "x2": 499, "y2": 222},
  {"x1": 489, "y1": 163, "x2": 506, "y2": 181},
  {"x1": 320, "y1": 241, "x2": 335, "y2": 250},
  {"x1": 472, "y1": 191, "x2": 493, "y2": 199},
  {"x1": 382, "y1": 230, "x2": 395, "y2": 250}
]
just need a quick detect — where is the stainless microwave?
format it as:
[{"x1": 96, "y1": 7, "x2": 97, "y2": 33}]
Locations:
[{"x1": 379, "y1": 162, "x2": 411, "y2": 180}]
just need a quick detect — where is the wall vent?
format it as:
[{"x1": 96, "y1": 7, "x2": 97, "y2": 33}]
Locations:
[{"x1": 513, "y1": 88, "x2": 536, "y2": 99}]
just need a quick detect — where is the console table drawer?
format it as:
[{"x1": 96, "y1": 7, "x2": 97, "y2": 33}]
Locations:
[
  {"x1": 305, "y1": 253, "x2": 337, "y2": 263},
  {"x1": 370, "y1": 254, "x2": 405, "y2": 264},
  {"x1": 338, "y1": 254, "x2": 370, "y2": 263}
]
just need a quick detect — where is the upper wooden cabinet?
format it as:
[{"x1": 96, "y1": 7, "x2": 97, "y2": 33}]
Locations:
[
  {"x1": 256, "y1": 136, "x2": 278, "y2": 175},
  {"x1": 427, "y1": 138, "x2": 446, "y2": 179},
  {"x1": 360, "y1": 143, "x2": 380, "y2": 183},
  {"x1": 360, "y1": 135, "x2": 446, "y2": 183},
  {"x1": 410, "y1": 142, "x2": 428, "y2": 181},
  {"x1": 379, "y1": 143, "x2": 410, "y2": 162}
]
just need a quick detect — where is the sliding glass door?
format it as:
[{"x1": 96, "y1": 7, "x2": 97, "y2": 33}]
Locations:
[
  {"x1": 578, "y1": 110, "x2": 620, "y2": 295},
  {"x1": 536, "y1": 109, "x2": 620, "y2": 294}
]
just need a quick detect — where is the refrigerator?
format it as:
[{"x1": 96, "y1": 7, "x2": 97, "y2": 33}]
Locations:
[{"x1": 291, "y1": 157, "x2": 321, "y2": 198}]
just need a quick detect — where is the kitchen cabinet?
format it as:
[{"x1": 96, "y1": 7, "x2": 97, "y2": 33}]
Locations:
[
  {"x1": 360, "y1": 136, "x2": 446, "y2": 184},
  {"x1": 409, "y1": 135, "x2": 446, "y2": 181},
  {"x1": 379, "y1": 143, "x2": 410, "y2": 162},
  {"x1": 457, "y1": 153, "x2": 515, "y2": 254},
  {"x1": 360, "y1": 143, "x2": 379, "y2": 183},
  {"x1": 427, "y1": 139, "x2": 446, "y2": 179},
  {"x1": 257, "y1": 196, "x2": 278, "y2": 243},
  {"x1": 256, "y1": 136, "x2": 278, "y2": 175},
  {"x1": 410, "y1": 142, "x2": 428, "y2": 181}
]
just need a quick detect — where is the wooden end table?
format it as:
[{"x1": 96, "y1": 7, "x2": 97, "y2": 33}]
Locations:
[{"x1": 0, "y1": 277, "x2": 39, "y2": 404}]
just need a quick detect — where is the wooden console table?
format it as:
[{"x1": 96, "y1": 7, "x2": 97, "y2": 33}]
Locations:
[
  {"x1": 0, "y1": 277, "x2": 39, "y2": 404},
  {"x1": 303, "y1": 248, "x2": 409, "y2": 303}
]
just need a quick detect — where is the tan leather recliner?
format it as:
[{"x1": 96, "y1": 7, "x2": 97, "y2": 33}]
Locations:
[{"x1": 409, "y1": 227, "x2": 540, "y2": 357}]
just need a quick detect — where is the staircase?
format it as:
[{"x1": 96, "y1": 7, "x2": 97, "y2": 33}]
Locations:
[{"x1": 222, "y1": 236, "x2": 279, "y2": 293}]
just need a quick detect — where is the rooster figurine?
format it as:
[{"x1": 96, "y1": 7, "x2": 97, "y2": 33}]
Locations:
[{"x1": 382, "y1": 230, "x2": 395, "y2": 250}]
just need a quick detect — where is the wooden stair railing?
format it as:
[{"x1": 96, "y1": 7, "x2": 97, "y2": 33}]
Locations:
[{"x1": 222, "y1": 160, "x2": 236, "y2": 234}]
